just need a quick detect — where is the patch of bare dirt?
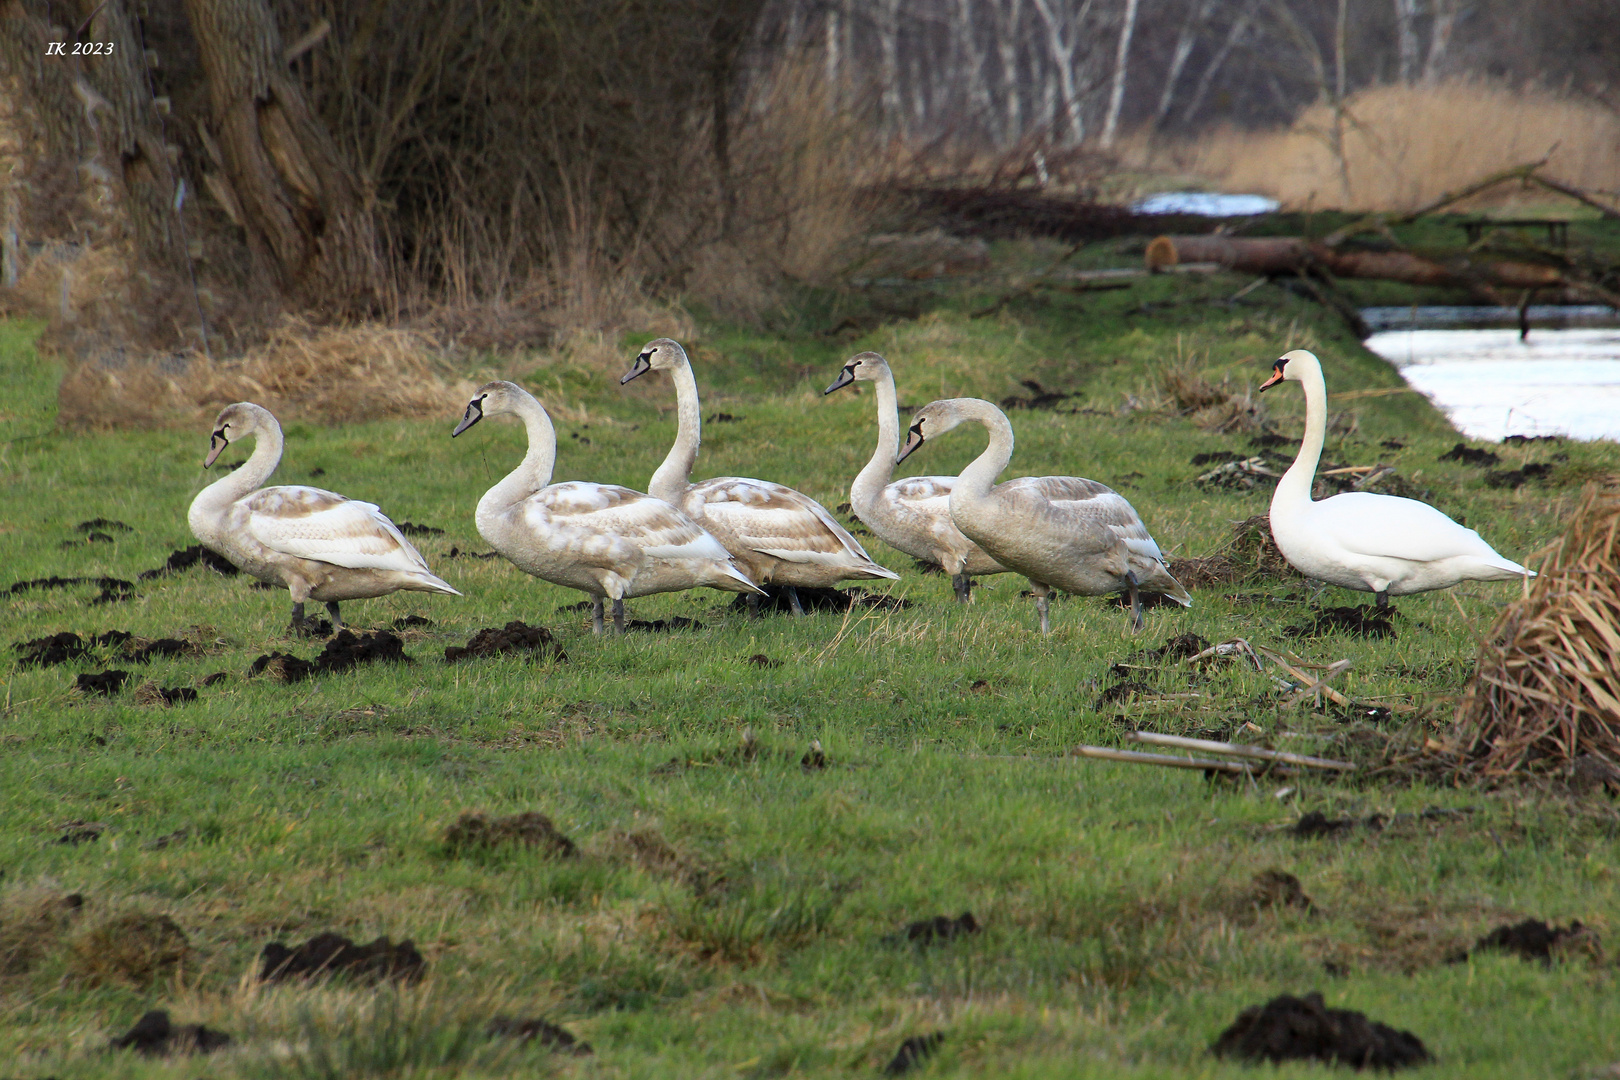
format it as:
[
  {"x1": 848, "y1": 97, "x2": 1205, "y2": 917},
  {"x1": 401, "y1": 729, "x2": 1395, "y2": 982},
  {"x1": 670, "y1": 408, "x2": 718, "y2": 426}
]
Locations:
[
  {"x1": 443, "y1": 811, "x2": 578, "y2": 858},
  {"x1": 486, "y1": 1016, "x2": 592, "y2": 1054},
  {"x1": 1211, "y1": 992, "x2": 1430, "y2": 1070},
  {"x1": 109, "y1": 1010, "x2": 230, "y2": 1056},
  {"x1": 444, "y1": 621, "x2": 566, "y2": 663},
  {"x1": 259, "y1": 932, "x2": 425, "y2": 984}
]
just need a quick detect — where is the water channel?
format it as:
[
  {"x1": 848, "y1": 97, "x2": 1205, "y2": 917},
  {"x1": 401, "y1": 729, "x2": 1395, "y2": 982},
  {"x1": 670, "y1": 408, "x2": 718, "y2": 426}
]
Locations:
[{"x1": 1360, "y1": 306, "x2": 1620, "y2": 442}]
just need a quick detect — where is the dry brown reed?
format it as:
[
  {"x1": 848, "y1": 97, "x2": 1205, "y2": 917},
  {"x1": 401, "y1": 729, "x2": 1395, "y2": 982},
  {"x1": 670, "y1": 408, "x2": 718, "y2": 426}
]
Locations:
[
  {"x1": 1457, "y1": 486, "x2": 1620, "y2": 783},
  {"x1": 66, "y1": 909, "x2": 190, "y2": 987},
  {"x1": 1169, "y1": 515, "x2": 1298, "y2": 589},
  {"x1": 57, "y1": 317, "x2": 476, "y2": 430},
  {"x1": 1157, "y1": 360, "x2": 1268, "y2": 434},
  {"x1": 1171, "y1": 80, "x2": 1620, "y2": 212}
]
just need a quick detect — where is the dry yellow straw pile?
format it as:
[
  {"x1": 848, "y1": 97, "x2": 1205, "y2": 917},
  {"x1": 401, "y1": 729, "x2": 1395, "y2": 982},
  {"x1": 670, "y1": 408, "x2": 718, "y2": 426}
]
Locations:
[
  {"x1": 1457, "y1": 486, "x2": 1620, "y2": 782},
  {"x1": 59, "y1": 318, "x2": 475, "y2": 429}
]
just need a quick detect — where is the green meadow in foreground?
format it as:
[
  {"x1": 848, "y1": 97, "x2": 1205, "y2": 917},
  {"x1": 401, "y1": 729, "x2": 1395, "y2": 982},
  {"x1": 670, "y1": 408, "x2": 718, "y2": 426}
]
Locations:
[{"x1": 3, "y1": 245, "x2": 1620, "y2": 1078}]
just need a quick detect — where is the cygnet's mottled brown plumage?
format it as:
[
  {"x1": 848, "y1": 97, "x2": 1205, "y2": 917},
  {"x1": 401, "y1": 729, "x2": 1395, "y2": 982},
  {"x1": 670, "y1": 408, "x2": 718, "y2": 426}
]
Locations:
[
  {"x1": 188, "y1": 402, "x2": 459, "y2": 634},
  {"x1": 621, "y1": 339, "x2": 897, "y2": 613},
  {"x1": 897, "y1": 397, "x2": 1190, "y2": 633},
  {"x1": 823, "y1": 352, "x2": 1006, "y2": 602},
  {"x1": 451, "y1": 380, "x2": 761, "y2": 633}
]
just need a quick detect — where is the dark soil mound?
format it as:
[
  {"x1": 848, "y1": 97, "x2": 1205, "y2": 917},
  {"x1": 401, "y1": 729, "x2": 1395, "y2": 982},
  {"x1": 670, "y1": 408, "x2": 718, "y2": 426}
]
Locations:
[
  {"x1": 135, "y1": 682, "x2": 199, "y2": 706},
  {"x1": 259, "y1": 932, "x2": 425, "y2": 984},
  {"x1": 706, "y1": 411, "x2": 744, "y2": 423},
  {"x1": 123, "y1": 638, "x2": 188, "y2": 664},
  {"x1": 1484, "y1": 462, "x2": 1555, "y2": 489},
  {"x1": 392, "y1": 614, "x2": 434, "y2": 629},
  {"x1": 1283, "y1": 605, "x2": 1395, "y2": 639},
  {"x1": 893, "y1": 911, "x2": 979, "y2": 946},
  {"x1": 395, "y1": 522, "x2": 443, "y2": 536},
  {"x1": 1143, "y1": 633, "x2": 1210, "y2": 663},
  {"x1": 76, "y1": 670, "x2": 130, "y2": 696},
  {"x1": 486, "y1": 1016, "x2": 592, "y2": 1054},
  {"x1": 1251, "y1": 870, "x2": 1314, "y2": 911},
  {"x1": 16, "y1": 631, "x2": 91, "y2": 668},
  {"x1": 1439, "y1": 443, "x2": 1500, "y2": 467},
  {"x1": 884, "y1": 1032, "x2": 945, "y2": 1075},
  {"x1": 57, "y1": 820, "x2": 107, "y2": 844},
  {"x1": 1502, "y1": 434, "x2": 1562, "y2": 445},
  {"x1": 1211, "y1": 992, "x2": 1430, "y2": 1070},
  {"x1": 746, "y1": 653, "x2": 781, "y2": 668},
  {"x1": 444, "y1": 811, "x2": 578, "y2": 857},
  {"x1": 137, "y1": 544, "x2": 240, "y2": 580},
  {"x1": 730, "y1": 585, "x2": 909, "y2": 614},
  {"x1": 1001, "y1": 379, "x2": 1074, "y2": 410},
  {"x1": 1190, "y1": 451, "x2": 1248, "y2": 467},
  {"x1": 801, "y1": 739, "x2": 827, "y2": 771},
  {"x1": 1292, "y1": 811, "x2": 1358, "y2": 838},
  {"x1": 77, "y1": 518, "x2": 132, "y2": 534},
  {"x1": 1096, "y1": 680, "x2": 1155, "y2": 707},
  {"x1": 1168, "y1": 514, "x2": 1296, "y2": 588},
  {"x1": 250, "y1": 630, "x2": 410, "y2": 682},
  {"x1": 7, "y1": 575, "x2": 136, "y2": 602},
  {"x1": 1465, "y1": 919, "x2": 1599, "y2": 964},
  {"x1": 444, "y1": 621, "x2": 565, "y2": 663},
  {"x1": 109, "y1": 1009, "x2": 231, "y2": 1056},
  {"x1": 444, "y1": 546, "x2": 499, "y2": 559},
  {"x1": 626, "y1": 616, "x2": 705, "y2": 633}
]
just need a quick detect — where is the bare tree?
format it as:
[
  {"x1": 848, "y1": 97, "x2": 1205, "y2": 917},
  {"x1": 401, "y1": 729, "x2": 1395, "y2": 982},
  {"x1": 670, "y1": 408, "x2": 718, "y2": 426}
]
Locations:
[
  {"x1": 1101, "y1": 0, "x2": 1142, "y2": 146},
  {"x1": 1392, "y1": 0, "x2": 1421, "y2": 82},
  {"x1": 182, "y1": 0, "x2": 380, "y2": 311}
]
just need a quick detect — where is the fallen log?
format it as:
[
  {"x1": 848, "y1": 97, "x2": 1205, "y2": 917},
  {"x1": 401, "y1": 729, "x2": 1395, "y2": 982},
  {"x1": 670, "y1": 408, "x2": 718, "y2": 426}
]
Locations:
[{"x1": 1145, "y1": 235, "x2": 1566, "y2": 294}]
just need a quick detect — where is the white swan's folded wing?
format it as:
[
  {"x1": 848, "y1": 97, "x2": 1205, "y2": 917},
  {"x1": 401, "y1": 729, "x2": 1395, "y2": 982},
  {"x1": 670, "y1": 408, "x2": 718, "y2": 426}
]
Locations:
[
  {"x1": 693, "y1": 477, "x2": 896, "y2": 575},
  {"x1": 1314, "y1": 492, "x2": 1514, "y2": 564},
  {"x1": 536, "y1": 482, "x2": 733, "y2": 563},
  {"x1": 245, "y1": 486, "x2": 434, "y2": 573}
]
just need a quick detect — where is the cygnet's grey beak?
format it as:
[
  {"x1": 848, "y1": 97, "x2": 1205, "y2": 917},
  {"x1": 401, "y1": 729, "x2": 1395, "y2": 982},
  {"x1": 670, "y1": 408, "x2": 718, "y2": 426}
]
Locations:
[
  {"x1": 620, "y1": 353, "x2": 653, "y2": 385},
  {"x1": 452, "y1": 399, "x2": 483, "y2": 437},
  {"x1": 823, "y1": 366, "x2": 856, "y2": 395},
  {"x1": 203, "y1": 429, "x2": 228, "y2": 468},
  {"x1": 896, "y1": 424, "x2": 925, "y2": 464}
]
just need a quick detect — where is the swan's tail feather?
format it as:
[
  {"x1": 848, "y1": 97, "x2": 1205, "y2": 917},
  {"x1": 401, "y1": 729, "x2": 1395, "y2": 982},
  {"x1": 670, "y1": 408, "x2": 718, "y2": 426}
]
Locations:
[
  {"x1": 405, "y1": 572, "x2": 462, "y2": 596},
  {"x1": 711, "y1": 560, "x2": 768, "y2": 594}
]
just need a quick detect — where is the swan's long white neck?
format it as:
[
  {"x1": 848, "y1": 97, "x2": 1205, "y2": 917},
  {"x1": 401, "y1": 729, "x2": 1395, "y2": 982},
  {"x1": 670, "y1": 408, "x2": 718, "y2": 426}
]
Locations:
[
  {"x1": 1274, "y1": 357, "x2": 1327, "y2": 511},
  {"x1": 478, "y1": 395, "x2": 557, "y2": 536},
  {"x1": 187, "y1": 417, "x2": 283, "y2": 542},
  {"x1": 850, "y1": 366, "x2": 901, "y2": 513},
  {"x1": 650, "y1": 359, "x2": 702, "y2": 505},
  {"x1": 953, "y1": 401, "x2": 1014, "y2": 505}
]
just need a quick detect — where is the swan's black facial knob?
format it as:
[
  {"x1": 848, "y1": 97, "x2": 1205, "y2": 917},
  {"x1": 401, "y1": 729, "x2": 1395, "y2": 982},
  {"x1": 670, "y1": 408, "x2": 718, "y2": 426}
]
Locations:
[
  {"x1": 824, "y1": 364, "x2": 856, "y2": 395},
  {"x1": 204, "y1": 427, "x2": 229, "y2": 468},
  {"x1": 1258, "y1": 357, "x2": 1289, "y2": 393},
  {"x1": 621, "y1": 352, "x2": 653, "y2": 385},
  {"x1": 896, "y1": 421, "x2": 926, "y2": 464}
]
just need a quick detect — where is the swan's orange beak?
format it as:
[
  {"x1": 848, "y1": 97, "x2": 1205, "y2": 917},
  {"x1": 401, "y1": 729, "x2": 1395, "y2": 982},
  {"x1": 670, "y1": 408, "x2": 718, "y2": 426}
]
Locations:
[{"x1": 1258, "y1": 364, "x2": 1287, "y2": 393}]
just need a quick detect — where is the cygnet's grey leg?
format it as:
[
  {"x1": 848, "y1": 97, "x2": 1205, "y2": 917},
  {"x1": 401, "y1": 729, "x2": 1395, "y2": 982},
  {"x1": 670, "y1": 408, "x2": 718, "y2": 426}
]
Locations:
[
  {"x1": 289, "y1": 600, "x2": 308, "y2": 636},
  {"x1": 1375, "y1": 589, "x2": 1390, "y2": 612},
  {"x1": 747, "y1": 593, "x2": 761, "y2": 618},
  {"x1": 787, "y1": 587, "x2": 805, "y2": 617},
  {"x1": 952, "y1": 572, "x2": 972, "y2": 603},
  {"x1": 325, "y1": 601, "x2": 344, "y2": 632},
  {"x1": 612, "y1": 598, "x2": 625, "y2": 634},
  {"x1": 1035, "y1": 592, "x2": 1051, "y2": 635},
  {"x1": 591, "y1": 597, "x2": 605, "y2": 635},
  {"x1": 1127, "y1": 571, "x2": 1143, "y2": 633}
]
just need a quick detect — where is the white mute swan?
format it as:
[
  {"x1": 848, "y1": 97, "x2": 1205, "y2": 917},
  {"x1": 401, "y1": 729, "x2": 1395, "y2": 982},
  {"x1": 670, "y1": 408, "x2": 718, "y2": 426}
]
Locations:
[
  {"x1": 188, "y1": 402, "x2": 459, "y2": 634},
  {"x1": 1259, "y1": 349, "x2": 1533, "y2": 607},
  {"x1": 451, "y1": 380, "x2": 762, "y2": 633},
  {"x1": 823, "y1": 352, "x2": 1007, "y2": 602},
  {"x1": 897, "y1": 397, "x2": 1191, "y2": 633},
  {"x1": 621, "y1": 339, "x2": 898, "y2": 616}
]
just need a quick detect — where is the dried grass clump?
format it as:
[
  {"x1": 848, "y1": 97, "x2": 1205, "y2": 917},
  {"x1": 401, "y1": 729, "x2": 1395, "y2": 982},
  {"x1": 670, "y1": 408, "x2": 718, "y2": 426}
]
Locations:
[
  {"x1": 1158, "y1": 362, "x2": 1268, "y2": 435},
  {"x1": 57, "y1": 318, "x2": 477, "y2": 430},
  {"x1": 1457, "y1": 487, "x2": 1620, "y2": 785},
  {"x1": 1188, "y1": 79, "x2": 1620, "y2": 212},
  {"x1": 1170, "y1": 515, "x2": 1299, "y2": 589},
  {"x1": 0, "y1": 889, "x2": 84, "y2": 975},
  {"x1": 66, "y1": 910, "x2": 189, "y2": 987}
]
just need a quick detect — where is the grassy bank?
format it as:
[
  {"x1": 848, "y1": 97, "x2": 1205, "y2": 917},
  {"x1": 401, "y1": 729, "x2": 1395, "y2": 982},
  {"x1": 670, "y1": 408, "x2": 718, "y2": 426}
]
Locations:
[{"x1": 3, "y1": 246, "x2": 1619, "y2": 1078}]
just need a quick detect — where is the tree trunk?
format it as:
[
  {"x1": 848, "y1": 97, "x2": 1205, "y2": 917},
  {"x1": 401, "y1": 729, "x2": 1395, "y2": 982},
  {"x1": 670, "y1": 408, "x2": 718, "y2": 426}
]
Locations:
[
  {"x1": 1182, "y1": 0, "x2": 1257, "y2": 124},
  {"x1": 1424, "y1": 0, "x2": 1457, "y2": 81},
  {"x1": 1029, "y1": 0, "x2": 1084, "y2": 144},
  {"x1": 995, "y1": 0, "x2": 1026, "y2": 143},
  {"x1": 182, "y1": 0, "x2": 380, "y2": 313},
  {"x1": 1100, "y1": 0, "x2": 1141, "y2": 147},
  {"x1": 1392, "y1": 0, "x2": 1421, "y2": 83},
  {"x1": 1153, "y1": 0, "x2": 1212, "y2": 130}
]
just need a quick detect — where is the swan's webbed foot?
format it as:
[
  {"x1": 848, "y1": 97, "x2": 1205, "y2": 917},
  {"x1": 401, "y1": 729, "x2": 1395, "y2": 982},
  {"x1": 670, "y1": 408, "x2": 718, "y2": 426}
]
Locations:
[
  {"x1": 1127, "y1": 571, "x2": 1143, "y2": 633},
  {"x1": 787, "y1": 587, "x2": 805, "y2": 617},
  {"x1": 952, "y1": 572, "x2": 972, "y2": 603},
  {"x1": 591, "y1": 597, "x2": 605, "y2": 635},
  {"x1": 325, "y1": 601, "x2": 344, "y2": 631},
  {"x1": 612, "y1": 598, "x2": 625, "y2": 634}
]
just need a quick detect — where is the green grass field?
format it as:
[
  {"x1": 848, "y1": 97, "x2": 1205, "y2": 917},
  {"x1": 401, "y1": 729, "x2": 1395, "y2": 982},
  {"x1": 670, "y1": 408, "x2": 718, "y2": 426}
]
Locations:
[{"x1": 4, "y1": 246, "x2": 1620, "y2": 1078}]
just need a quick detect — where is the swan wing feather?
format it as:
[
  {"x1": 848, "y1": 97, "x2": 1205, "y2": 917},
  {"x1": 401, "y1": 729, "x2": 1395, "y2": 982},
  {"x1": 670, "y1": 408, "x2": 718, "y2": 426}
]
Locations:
[
  {"x1": 527, "y1": 482, "x2": 733, "y2": 564},
  {"x1": 692, "y1": 477, "x2": 890, "y2": 569},
  {"x1": 245, "y1": 486, "x2": 432, "y2": 573},
  {"x1": 1309, "y1": 492, "x2": 1509, "y2": 563}
]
